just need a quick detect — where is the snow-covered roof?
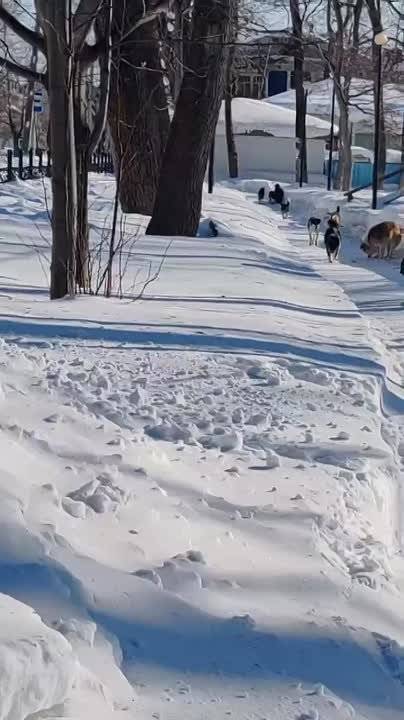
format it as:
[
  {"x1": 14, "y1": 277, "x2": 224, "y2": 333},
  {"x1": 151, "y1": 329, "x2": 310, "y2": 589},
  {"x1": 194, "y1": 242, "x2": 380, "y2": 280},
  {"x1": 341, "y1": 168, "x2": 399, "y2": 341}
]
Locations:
[
  {"x1": 268, "y1": 78, "x2": 404, "y2": 131},
  {"x1": 335, "y1": 146, "x2": 402, "y2": 162},
  {"x1": 216, "y1": 97, "x2": 337, "y2": 139}
]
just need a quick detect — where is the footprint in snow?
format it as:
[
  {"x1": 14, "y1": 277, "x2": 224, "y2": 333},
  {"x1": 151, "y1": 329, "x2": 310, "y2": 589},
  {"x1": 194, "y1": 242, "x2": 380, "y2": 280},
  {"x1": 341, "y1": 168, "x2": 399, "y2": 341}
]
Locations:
[{"x1": 330, "y1": 431, "x2": 350, "y2": 441}]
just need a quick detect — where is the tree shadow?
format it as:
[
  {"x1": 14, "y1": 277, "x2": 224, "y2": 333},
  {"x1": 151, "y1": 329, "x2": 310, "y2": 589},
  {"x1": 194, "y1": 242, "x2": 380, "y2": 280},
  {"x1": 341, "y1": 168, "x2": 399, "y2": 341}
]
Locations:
[
  {"x1": 0, "y1": 556, "x2": 403, "y2": 711},
  {"x1": 0, "y1": 314, "x2": 382, "y2": 375}
]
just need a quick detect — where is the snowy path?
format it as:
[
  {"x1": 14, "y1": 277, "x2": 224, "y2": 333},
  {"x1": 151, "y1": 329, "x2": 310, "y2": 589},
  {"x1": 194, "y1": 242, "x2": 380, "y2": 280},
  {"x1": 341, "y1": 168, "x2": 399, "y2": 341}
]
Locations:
[
  {"x1": 285, "y1": 217, "x2": 404, "y2": 403},
  {"x1": 1, "y1": 179, "x2": 404, "y2": 719},
  {"x1": 284, "y1": 212, "x2": 404, "y2": 549}
]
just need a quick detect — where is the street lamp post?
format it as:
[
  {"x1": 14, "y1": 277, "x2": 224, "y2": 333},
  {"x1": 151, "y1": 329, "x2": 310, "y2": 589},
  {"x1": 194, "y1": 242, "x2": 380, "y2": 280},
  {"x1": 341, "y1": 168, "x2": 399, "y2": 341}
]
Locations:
[{"x1": 372, "y1": 30, "x2": 388, "y2": 210}]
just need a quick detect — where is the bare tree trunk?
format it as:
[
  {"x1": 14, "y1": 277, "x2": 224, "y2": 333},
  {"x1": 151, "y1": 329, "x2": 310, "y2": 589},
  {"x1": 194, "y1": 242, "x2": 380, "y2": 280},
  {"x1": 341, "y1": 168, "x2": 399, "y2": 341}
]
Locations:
[
  {"x1": 38, "y1": 0, "x2": 77, "y2": 299},
  {"x1": 337, "y1": 98, "x2": 352, "y2": 190},
  {"x1": 365, "y1": 0, "x2": 386, "y2": 187},
  {"x1": 164, "y1": 0, "x2": 190, "y2": 104},
  {"x1": 373, "y1": 42, "x2": 386, "y2": 187},
  {"x1": 290, "y1": 0, "x2": 307, "y2": 183},
  {"x1": 22, "y1": 19, "x2": 40, "y2": 153},
  {"x1": 330, "y1": 0, "x2": 358, "y2": 192},
  {"x1": 75, "y1": 140, "x2": 89, "y2": 291},
  {"x1": 224, "y1": 24, "x2": 238, "y2": 178},
  {"x1": 147, "y1": 0, "x2": 234, "y2": 236},
  {"x1": 106, "y1": 1, "x2": 170, "y2": 215},
  {"x1": 225, "y1": 93, "x2": 238, "y2": 178},
  {"x1": 208, "y1": 137, "x2": 215, "y2": 193},
  {"x1": 400, "y1": 113, "x2": 404, "y2": 190}
]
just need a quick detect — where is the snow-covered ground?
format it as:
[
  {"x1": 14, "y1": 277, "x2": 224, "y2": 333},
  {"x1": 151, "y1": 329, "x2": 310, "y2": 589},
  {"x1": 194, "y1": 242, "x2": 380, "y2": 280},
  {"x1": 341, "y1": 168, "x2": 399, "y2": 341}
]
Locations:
[{"x1": 2, "y1": 176, "x2": 404, "y2": 720}]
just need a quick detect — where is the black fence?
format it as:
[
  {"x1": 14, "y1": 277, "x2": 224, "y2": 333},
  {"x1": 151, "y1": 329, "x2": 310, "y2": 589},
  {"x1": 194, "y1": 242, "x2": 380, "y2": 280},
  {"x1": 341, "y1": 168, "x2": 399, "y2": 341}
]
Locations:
[{"x1": 0, "y1": 149, "x2": 114, "y2": 184}]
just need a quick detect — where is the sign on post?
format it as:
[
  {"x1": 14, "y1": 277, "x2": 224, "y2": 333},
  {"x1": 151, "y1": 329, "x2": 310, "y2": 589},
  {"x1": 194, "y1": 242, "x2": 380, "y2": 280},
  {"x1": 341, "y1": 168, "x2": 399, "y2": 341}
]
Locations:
[{"x1": 33, "y1": 90, "x2": 43, "y2": 113}]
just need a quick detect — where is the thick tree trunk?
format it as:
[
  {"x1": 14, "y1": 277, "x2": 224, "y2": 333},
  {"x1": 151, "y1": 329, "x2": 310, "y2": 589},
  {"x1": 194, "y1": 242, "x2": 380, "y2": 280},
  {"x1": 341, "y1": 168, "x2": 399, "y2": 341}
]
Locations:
[
  {"x1": 75, "y1": 145, "x2": 89, "y2": 291},
  {"x1": 107, "y1": 3, "x2": 170, "y2": 214},
  {"x1": 147, "y1": 0, "x2": 234, "y2": 236},
  {"x1": 225, "y1": 36, "x2": 238, "y2": 178},
  {"x1": 38, "y1": 0, "x2": 77, "y2": 299}
]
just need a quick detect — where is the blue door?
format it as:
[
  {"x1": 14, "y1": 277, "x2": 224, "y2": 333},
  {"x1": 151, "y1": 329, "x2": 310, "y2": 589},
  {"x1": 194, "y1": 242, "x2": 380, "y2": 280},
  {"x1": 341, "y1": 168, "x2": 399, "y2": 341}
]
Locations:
[{"x1": 268, "y1": 71, "x2": 288, "y2": 97}]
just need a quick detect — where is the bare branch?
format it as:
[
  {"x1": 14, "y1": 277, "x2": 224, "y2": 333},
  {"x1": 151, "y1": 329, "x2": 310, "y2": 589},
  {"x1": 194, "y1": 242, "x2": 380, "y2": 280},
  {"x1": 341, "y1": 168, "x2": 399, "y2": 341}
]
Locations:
[
  {"x1": 88, "y1": 0, "x2": 112, "y2": 155},
  {"x1": 73, "y1": 0, "x2": 104, "y2": 52},
  {"x1": 0, "y1": 55, "x2": 46, "y2": 85}
]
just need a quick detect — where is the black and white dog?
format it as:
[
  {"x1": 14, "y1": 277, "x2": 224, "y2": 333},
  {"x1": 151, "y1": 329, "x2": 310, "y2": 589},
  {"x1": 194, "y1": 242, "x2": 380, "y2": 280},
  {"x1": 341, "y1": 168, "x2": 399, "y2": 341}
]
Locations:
[
  {"x1": 258, "y1": 187, "x2": 266, "y2": 203},
  {"x1": 307, "y1": 216, "x2": 321, "y2": 246},
  {"x1": 324, "y1": 217, "x2": 341, "y2": 263},
  {"x1": 281, "y1": 200, "x2": 290, "y2": 219}
]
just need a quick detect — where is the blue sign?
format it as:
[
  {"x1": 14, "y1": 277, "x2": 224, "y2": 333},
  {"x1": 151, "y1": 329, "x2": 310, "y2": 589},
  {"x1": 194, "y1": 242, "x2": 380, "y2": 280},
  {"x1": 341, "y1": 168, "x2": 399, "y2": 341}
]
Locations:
[{"x1": 34, "y1": 90, "x2": 43, "y2": 113}]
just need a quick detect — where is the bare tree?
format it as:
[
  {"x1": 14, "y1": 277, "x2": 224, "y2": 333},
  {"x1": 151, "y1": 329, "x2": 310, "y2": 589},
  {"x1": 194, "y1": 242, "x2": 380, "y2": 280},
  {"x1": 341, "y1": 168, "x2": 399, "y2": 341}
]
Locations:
[
  {"x1": 0, "y1": 2, "x2": 42, "y2": 152},
  {"x1": 290, "y1": 0, "x2": 307, "y2": 182},
  {"x1": 147, "y1": 0, "x2": 235, "y2": 236},
  {"x1": 224, "y1": 4, "x2": 238, "y2": 178},
  {"x1": 320, "y1": 0, "x2": 364, "y2": 191},
  {"x1": 364, "y1": 0, "x2": 386, "y2": 185},
  {"x1": 75, "y1": 1, "x2": 112, "y2": 292},
  {"x1": 0, "y1": 0, "x2": 113, "y2": 297}
]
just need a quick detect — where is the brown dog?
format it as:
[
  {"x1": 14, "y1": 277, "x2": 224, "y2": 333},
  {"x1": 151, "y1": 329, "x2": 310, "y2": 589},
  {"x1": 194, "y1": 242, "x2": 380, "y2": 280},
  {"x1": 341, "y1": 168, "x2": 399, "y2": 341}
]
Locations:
[{"x1": 360, "y1": 221, "x2": 402, "y2": 259}]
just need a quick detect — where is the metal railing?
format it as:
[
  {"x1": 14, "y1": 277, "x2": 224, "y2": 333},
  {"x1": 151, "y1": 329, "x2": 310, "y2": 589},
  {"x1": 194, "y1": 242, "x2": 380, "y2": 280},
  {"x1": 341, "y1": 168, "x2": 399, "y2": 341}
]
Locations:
[
  {"x1": 344, "y1": 165, "x2": 404, "y2": 203},
  {"x1": 0, "y1": 149, "x2": 114, "y2": 184}
]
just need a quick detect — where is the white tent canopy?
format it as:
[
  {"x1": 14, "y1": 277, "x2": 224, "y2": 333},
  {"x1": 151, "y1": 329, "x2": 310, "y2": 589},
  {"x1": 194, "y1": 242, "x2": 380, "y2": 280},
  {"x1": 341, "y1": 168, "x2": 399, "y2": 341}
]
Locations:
[{"x1": 216, "y1": 97, "x2": 337, "y2": 138}]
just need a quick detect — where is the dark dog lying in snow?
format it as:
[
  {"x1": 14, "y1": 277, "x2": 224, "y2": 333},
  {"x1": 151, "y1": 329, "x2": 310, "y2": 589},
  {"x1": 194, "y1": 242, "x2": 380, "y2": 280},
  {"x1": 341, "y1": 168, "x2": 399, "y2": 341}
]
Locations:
[
  {"x1": 209, "y1": 220, "x2": 218, "y2": 237},
  {"x1": 269, "y1": 184, "x2": 285, "y2": 205}
]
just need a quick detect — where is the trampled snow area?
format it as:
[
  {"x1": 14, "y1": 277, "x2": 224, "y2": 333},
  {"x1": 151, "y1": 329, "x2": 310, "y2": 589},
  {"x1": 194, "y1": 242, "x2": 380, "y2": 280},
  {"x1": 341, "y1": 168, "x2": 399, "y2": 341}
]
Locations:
[{"x1": 2, "y1": 176, "x2": 404, "y2": 719}]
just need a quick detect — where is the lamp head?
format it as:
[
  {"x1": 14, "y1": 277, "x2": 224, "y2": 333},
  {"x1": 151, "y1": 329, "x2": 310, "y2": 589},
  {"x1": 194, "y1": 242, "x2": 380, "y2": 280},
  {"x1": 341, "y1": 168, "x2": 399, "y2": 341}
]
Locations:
[{"x1": 374, "y1": 31, "x2": 388, "y2": 46}]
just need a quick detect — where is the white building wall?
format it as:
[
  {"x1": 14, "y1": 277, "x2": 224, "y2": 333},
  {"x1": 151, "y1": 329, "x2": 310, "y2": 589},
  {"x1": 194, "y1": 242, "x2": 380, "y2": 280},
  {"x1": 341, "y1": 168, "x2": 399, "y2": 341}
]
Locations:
[{"x1": 213, "y1": 135, "x2": 325, "y2": 182}]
